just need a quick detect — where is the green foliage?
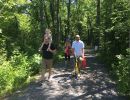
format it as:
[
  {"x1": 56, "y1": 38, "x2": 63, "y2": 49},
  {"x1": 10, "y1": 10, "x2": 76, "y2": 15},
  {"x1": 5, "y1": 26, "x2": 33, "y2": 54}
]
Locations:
[
  {"x1": 52, "y1": 48, "x2": 64, "y2": 64},
  {"x1": 0, "y1": 0, "x2": 130, "y2": 96},
  {"x1": 99, "y1": 0, "x2": 130, "y2": 67},
  {"x1": 28, "y1": 54, "x2": 41, "y2": 76},
  {"x1": 95, "y1": 0, "x2": 130, "y2": 95},
  {"x1": 0, "y1": 49, "x2": 41, "y2": 96},
  {"x1": 112, "y1": 48, "x2": 130, "y2": 94}
]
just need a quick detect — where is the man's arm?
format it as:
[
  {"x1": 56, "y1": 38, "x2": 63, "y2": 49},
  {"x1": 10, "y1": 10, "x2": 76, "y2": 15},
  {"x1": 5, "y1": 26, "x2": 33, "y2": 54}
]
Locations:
[
  {"x1": 72, "y1": 41, "x2": 75, "y2": 56},
  {"x1": 82, "y1": 42, "x2": 85, "y2": 57},
  {"x1": 82, "y1": 48, "x2": 84, "y2": 57}
]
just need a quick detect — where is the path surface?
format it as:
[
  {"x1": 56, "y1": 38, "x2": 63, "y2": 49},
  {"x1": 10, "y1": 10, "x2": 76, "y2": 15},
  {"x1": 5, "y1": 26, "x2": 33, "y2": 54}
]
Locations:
[{"x1": 3, "y1": 50, "x2": 129, "y2": 100}]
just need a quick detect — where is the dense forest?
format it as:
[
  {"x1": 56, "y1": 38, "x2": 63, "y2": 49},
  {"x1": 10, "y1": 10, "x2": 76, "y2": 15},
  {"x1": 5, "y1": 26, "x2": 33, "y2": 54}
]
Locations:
[{"x1": 0, "y1": 0, "x2": 130, "y2": 96}]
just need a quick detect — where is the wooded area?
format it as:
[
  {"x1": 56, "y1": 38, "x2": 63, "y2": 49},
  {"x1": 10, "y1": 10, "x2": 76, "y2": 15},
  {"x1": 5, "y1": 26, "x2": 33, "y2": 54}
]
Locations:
[{"x1": 0, "y1": 0, "x2": 130, "y2": 96}]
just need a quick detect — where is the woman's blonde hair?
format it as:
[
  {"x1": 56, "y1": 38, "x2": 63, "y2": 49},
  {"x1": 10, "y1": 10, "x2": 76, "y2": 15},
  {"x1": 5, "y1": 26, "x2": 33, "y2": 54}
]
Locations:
[{"x1": 65, "y1": 41, "x2": 71, "y2": 47}]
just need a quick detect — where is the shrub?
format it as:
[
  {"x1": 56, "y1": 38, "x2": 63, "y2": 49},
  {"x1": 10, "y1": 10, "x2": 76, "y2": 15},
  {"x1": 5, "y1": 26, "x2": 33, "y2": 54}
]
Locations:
[
  {"x1": 0, "y1": 50, "x2": 41, "y2": 96},
  {"x1": 28, "y1": 54, "x2": 41, "y2": 76},
  {"x1": 112, "y1": 48, "x2": 130, "y2": 95}
]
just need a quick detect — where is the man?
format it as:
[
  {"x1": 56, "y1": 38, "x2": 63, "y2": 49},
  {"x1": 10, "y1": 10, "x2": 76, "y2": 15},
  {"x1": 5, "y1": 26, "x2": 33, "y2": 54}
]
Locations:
[
  {"x1": 40, "y1": 36, "x2": 56, "y2": 82},
  {"x1": 72, "y1": 35, "x2": 85, "y2": 75}
]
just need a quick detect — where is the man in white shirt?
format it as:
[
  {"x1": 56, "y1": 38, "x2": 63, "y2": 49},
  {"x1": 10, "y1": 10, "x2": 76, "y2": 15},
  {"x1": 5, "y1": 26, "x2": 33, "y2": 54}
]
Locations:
[
  {"x1": 72, "y1": 35, "x2": 84, "y2": 57},
  {"x1": 72, "y1": 35, "x2": 85, "y2": 75}
]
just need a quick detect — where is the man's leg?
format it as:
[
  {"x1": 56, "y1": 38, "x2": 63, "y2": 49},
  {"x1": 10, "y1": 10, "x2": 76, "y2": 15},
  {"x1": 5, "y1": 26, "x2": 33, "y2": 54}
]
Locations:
[{"x1": 78, "y1": 58, "x2": 82, "y2": 75}]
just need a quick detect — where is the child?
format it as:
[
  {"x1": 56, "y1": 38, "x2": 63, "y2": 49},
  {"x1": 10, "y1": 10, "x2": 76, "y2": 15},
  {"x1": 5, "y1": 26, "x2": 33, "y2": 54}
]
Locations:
[
  {"x1": 39, "y1": 28, "x2": 52, "y2": 52},
  {"x1": 64, "y1": 39, "x2": 71, "y2": 67}
]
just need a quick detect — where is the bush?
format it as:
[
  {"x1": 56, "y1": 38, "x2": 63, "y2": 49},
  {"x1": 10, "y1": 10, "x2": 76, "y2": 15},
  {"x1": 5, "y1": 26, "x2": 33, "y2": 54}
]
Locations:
[
  {"x1": 53, "y1": 49, "x2": 64, "y2": 64},
  {"x1": 112, "y1": 48, "x2": 130, "y2": 95},
  {"x1": 0, "y1": 61, "x2": 13, "y2": 94},
  {"x1": 28, "y1": 54, "x2": 41, "y2": 76},
  {"x1": 0, "y1": 49, "x2": 41, "y2": 96}
]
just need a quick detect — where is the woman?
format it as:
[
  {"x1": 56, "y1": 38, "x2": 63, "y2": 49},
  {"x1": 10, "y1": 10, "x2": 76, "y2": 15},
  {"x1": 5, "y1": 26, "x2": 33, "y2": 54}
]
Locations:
[{"x1": 39, "y1": 37, "x2": 56, "y2": 83}]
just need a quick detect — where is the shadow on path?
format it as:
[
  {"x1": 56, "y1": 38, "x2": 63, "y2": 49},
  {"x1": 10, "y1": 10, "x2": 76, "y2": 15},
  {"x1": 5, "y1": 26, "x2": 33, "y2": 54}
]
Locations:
[{"x1": 3, "y1": 52, "x2": 130, "y2": 100}]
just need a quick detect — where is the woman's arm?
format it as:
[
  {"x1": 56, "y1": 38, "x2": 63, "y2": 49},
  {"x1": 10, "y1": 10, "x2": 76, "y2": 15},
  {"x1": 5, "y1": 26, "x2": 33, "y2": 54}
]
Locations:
[
  {"x1": 39, "y1": 42, "x2": 44, "y2": 51},
  {"x1": 48, "y1": 48, "x2": 56, "y2": 54}
]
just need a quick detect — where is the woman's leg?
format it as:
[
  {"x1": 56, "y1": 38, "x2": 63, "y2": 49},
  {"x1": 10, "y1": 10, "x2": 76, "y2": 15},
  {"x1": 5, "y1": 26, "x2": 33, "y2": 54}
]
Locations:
[
  {"x1": 40, "y1": 59, "x2": 47, "y2": 80},
  {"x1": 46, "y1": 59, "x2": 53, "y2": 79}
]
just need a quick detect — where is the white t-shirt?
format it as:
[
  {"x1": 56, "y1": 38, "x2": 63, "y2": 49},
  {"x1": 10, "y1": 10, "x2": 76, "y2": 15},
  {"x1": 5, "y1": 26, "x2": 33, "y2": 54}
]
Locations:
[{"x1": 72, "y1": 40, "x2": 84, "y2": 56}]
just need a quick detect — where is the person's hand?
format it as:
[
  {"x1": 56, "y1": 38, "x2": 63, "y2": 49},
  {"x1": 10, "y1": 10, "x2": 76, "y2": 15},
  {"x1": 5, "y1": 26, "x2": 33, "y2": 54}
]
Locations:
[
  {"x1": 79, "y1": 57, "x2": 83, "y2": 61},
  {"x1": 47, "y1": 48, "x2": 52, "y2": 52},
  {"x1": 82, "y1": 54, "x2": 84, "y2": 58},
  {"x1": 38, "y1": 49, "x2": 42, "y2": 53}
]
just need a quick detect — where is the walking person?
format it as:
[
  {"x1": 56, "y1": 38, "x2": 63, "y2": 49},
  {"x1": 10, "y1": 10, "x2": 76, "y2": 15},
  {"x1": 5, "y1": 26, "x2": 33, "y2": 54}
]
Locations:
[
  {"x1": 39, "y1": 36, "x2": 56, "y2": 84},
  {"x1": 64, "y1": 39, "x2": 71, "y2": 68},
  {"x1": 72, "y1": 34, "x2": 85, "y2": 77}
]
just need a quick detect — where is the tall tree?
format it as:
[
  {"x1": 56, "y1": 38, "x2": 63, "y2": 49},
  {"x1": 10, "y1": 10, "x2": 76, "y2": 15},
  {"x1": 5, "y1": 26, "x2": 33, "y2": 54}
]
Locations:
[
  {"x1": 67, "y1": 0, "x2": 71, "y2": 36},
  {"x1": 43, "y1": 1, "x2": 50, "y2": 27},
  {"x1": 56, "y1": 0, "x2": 60, "y2": 47},
  {"x1": 95, "y1": 0, "x2": 100, "y2": 47},
  {"x1": 39, "y1": 0, "x2": 45, "y2": 35}
]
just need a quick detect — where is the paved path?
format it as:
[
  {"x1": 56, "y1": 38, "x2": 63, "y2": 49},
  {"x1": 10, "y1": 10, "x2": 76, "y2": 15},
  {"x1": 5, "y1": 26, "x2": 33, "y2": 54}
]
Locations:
[{"x1": 3, "y1": 51, "x2": 129, "y2": 100}]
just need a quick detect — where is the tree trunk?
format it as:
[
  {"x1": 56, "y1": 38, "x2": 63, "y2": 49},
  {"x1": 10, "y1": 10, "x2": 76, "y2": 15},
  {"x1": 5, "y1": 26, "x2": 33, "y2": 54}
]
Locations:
[
  {"x1": 43, "y1": 1, "x2": 50, "y2": 28},
  {"x1": 129, "y1": 31, "x2": 130, "y2": 48},
  {"x1": 39, "y1": 0, "x2": 45, "y2": 36},
  {"x1": 87, "y1": 16, "x2": 93, "y2": 46},
  {"x1": 67, "y1": 0, "x2": 71, "y2": 36},
  {"x1": 96, "y1": 0, "x2": 100, "y2": 26},
  {"x1": 95, "y1": 0, "x2": 100, "y2": 48},
  {"x1": 104, "y1": 0, "x2": 113, "y2": 50},
  {"x1": 50, "y1": 0, "x2": 55, "y2": 34},
  {"x1": 56, "y1": 0, "x2": 60, "y2": 47}
]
